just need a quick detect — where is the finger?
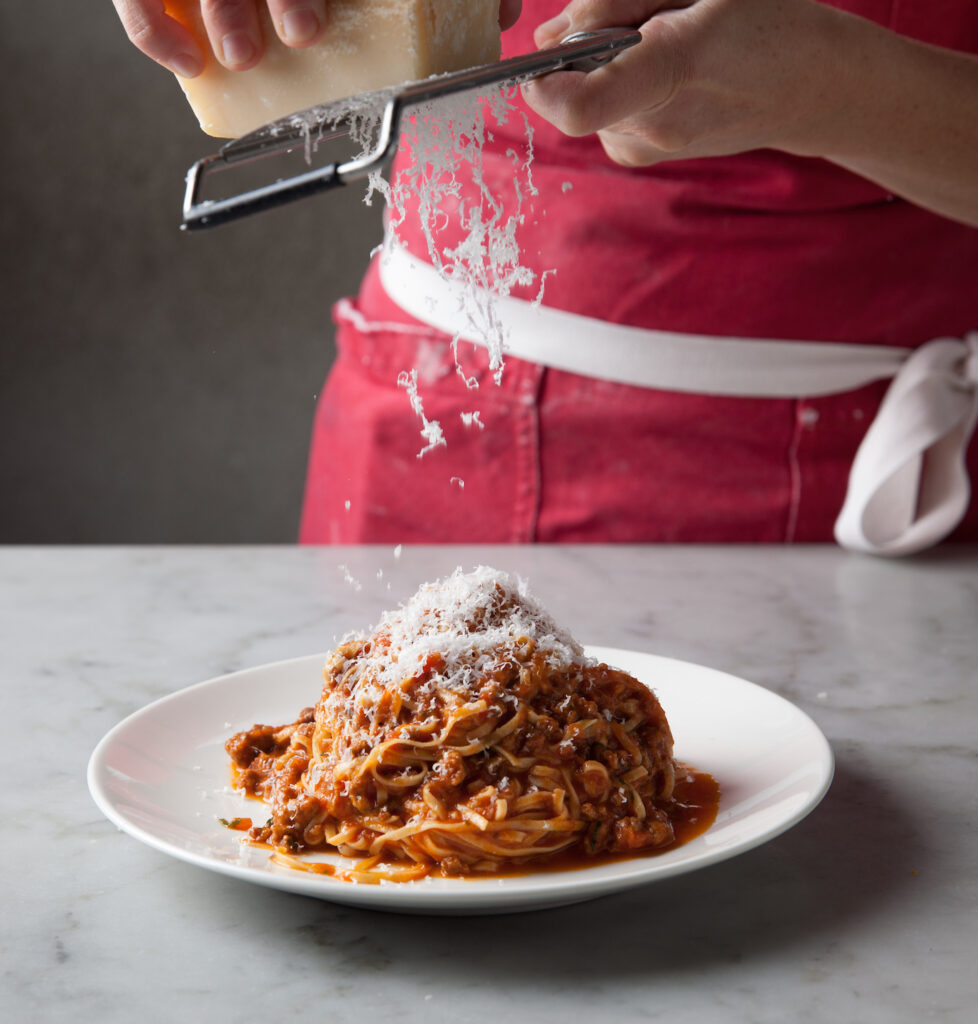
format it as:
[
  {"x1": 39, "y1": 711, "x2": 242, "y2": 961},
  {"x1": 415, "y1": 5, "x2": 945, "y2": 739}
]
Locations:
[
  {"x1": 499, "y1": 0, "x2": 523, "y2": 32},
  {"x1": 524, "y1": 14, "x2": 687, "y2": 137},
  {"x1": 266, "y1": 1, "x2": 327, "y2": 48},
  {"x1": 200, "y1": 0, "x2": 265, "y2": 71},
  {"x1": 534, "y1": 0, "x2": 683, "y2": 48},
  {"x1": 111, "y1": 0, "x2": 205, "y2": 78}
]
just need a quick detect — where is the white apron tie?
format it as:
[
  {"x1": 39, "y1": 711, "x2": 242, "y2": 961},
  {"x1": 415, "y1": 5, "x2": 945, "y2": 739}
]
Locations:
[{"x1": 834, "y1": 333, "x2": 978, "y2": 555}]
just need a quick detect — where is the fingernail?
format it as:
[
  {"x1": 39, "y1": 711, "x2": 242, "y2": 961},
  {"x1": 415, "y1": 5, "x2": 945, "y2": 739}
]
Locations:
[
  {"x1": 221, "y1": 30, "x2": 256, "y2": 67},
  {"x1": 281, "y1": 8, "x2": 321, "y2": 45},
  {"x1": 170, "y1": 52, "x2": 203, "y2": 79}
]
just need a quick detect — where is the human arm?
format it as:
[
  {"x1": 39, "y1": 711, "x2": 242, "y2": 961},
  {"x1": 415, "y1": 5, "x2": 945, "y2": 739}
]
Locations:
[
  {"x1": 522, "y1": 0, "x2": 978, "y2": 227},
  {"x1": 111, "y1": 1, "x2": 523, "y2": 78}
]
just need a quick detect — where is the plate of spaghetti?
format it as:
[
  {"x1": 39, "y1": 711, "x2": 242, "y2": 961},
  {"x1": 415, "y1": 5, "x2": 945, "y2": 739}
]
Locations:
[{"x1": 88, "y1": 567, "x2": 833, "y2": 914}]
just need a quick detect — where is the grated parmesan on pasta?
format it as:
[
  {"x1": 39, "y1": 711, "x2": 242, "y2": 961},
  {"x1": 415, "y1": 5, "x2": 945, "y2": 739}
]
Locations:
[{"x1": 333, "y1": 566, "x2": 591, "y2": 715}]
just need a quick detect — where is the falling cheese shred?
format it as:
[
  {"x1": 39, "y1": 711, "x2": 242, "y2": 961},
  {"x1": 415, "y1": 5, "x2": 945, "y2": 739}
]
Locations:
[{"x1": 374, "y1": 88, "x2": 540, "y2": 382}]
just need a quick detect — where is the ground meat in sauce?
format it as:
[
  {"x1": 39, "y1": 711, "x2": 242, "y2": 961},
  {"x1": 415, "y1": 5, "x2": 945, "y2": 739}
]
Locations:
[{"x1": 226, "y1": 658, "x2": 679, "y2": 861}]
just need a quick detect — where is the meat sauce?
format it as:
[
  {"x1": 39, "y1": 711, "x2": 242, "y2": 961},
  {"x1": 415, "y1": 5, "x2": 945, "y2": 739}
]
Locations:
[
  {"x1": 225, "y1": 764, "x2": 719, "y2": 880},
  {"x1": 492, "y1": 766, "x2": 719, "y2": 877}
]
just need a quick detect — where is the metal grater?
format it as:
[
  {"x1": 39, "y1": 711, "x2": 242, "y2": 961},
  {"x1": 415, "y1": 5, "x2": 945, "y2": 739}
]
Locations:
[{"x1": 181, "y1": 28, "x2": 641, "y2": 231}]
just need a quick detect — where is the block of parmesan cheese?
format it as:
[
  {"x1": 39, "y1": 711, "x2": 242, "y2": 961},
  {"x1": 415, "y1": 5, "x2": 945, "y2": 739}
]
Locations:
[{"x1": 165, "y1": 0, "x2": 501, "y2": 138}]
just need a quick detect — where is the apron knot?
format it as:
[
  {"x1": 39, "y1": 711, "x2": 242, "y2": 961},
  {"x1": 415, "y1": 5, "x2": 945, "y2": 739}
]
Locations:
[{"x1": 835, "y1": 332, "x2": 978, "y2": 556}]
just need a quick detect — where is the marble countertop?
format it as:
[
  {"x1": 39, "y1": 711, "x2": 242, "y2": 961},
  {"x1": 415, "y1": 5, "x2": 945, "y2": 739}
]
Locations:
[{"x1": 3, "y1": 545, "x2": 976, "y2": 1022}]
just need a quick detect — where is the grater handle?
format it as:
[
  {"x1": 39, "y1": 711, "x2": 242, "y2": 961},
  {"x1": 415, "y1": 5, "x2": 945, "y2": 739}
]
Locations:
[{"x1": 182, "y1": 156, "x2": 343, "y2": 232}]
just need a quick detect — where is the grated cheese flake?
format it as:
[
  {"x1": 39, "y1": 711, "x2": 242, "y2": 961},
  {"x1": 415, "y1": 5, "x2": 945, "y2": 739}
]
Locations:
[
  {"x1": 397, "y1": 368, "x2": 447, "y2": 458},
  {"x1": 338, "y1": 564, "x2": 364, "y2": 591}
]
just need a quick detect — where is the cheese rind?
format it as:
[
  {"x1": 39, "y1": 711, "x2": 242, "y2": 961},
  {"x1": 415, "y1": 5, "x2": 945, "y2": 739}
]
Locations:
[{"x1": 166, "y1": 1, "x2": 502, "y2": 138}]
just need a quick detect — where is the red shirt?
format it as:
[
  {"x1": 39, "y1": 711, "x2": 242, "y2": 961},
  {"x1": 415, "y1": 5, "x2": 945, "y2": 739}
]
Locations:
[{"x1": 300, "y1": 0, "x2": 978, "y2": 544}]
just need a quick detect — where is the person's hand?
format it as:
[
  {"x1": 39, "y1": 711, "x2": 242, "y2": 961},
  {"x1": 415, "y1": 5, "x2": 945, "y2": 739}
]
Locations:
[
  {"x1": 523, "y1": 0, "x2": 978, "y2": 226},
  {"x1": 112, "y1": 1, "x2": 524, "y2": 79},
  {"x1": 523, "y1": 0, "x2": 846, "y2": 166}
]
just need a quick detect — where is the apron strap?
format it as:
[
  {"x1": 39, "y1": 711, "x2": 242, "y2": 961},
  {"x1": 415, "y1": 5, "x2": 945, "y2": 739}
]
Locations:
[{"x1": 378, "y1": 244, "x2": 906, "y2": 398}]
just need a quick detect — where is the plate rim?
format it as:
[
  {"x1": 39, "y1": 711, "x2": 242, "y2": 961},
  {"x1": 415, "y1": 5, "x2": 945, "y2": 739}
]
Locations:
[{"x1": 88, "y1": 647, "x2": 834, "y2": 912}]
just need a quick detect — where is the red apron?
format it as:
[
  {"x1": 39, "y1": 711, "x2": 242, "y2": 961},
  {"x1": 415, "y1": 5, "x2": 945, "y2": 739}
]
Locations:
[{"x1": 300, "y1": 0, "x2": 978, "y2": 544}]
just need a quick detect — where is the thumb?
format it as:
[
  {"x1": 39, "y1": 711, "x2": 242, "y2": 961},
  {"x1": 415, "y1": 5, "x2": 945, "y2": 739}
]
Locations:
[{"x1": 525, "y1": 10, "x2": 686, "y2": 138}]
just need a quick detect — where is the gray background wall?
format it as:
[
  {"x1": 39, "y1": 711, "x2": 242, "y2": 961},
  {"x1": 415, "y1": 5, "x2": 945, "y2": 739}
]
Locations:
[{"x1": 0, "y1": 3, "x2": 384, "y2": 542}]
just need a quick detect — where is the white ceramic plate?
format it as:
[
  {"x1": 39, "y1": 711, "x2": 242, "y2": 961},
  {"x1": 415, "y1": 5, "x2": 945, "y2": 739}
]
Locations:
[{"x1": 88, "y1": 647, "x2": 833, "y2": 915}]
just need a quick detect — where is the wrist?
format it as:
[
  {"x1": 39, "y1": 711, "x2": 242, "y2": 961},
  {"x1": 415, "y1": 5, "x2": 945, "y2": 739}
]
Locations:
[{"x1": 773, "y1": 1, "x2": 880, "y2": 159}]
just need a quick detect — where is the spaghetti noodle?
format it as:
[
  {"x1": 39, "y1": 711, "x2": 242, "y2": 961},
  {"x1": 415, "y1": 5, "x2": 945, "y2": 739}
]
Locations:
[{"x1": 227, "y1": 567, "x2": 704, "y2": 882}]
